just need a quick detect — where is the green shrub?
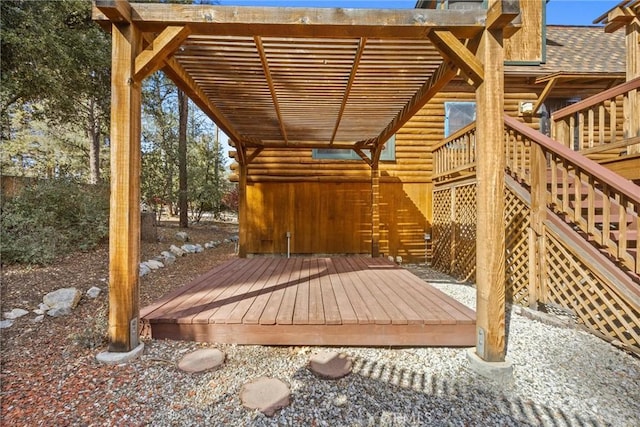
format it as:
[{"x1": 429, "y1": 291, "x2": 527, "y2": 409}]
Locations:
[{"x1": 0, "y1": 179, "x2": 109, "y2": 264}]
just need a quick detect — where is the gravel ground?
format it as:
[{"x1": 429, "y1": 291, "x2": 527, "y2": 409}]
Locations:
[
  {"x1": 3, "y1": 247, "x2": 639, "y2": 426},
  {"x1": 130, "y1": 266, "x2": 639, "y2": 426}
]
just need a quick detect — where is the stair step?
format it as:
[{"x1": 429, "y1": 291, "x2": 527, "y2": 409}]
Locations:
[{"x1": 609, "y1": 229, "x2": 638, "y2": 243}]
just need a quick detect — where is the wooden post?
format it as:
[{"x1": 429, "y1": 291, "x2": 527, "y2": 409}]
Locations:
[
  {"x1": 108, "y1": 20, "x2": 142, "y2": 352},
  {"x1": 474, "y1": 22, "x2": 506, "y2": 362},
  {"x1": 528, "y1": 142, "x2": 547, "y2": 310},
  {"x1": 371, "y1": 164, "x2": 380, "y2": 258},
  {"x1": 626, "y1": 21, "x2": 640, "y2": 153},
  {"x1": 238, "y1": 151, "x2": 248, "y2": 258}
]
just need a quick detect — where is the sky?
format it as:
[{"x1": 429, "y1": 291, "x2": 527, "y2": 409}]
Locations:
[{"x1": 213, "y1": 0, "x2": 622, "y2": 26}]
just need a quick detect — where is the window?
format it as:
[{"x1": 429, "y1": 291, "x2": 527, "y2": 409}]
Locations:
[
  {"x1": 444, "y1": 102, "x2": 476, "y2": 137},
  {"x1": 313, "y1": 135, "x2": 396, "y2": 161}
]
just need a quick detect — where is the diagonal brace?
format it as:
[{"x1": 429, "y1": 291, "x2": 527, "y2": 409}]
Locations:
[
  {"x1": 429, "y1": 30, "x2": 484, "y2": 87},
  {"x1": 134, "y1": 26, "x2": 192, "y2": 82}
]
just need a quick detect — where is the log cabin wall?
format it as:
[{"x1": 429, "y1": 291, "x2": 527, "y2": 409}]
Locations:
[{"x1": 241, "y1": 75, "x2": 547, "y2": 262}]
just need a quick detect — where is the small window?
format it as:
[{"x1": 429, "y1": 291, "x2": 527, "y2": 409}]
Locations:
[
  {"x1": 444, "y1": 102, "x2": 476, "y2": 137},
  {"x1": 313, "y1": 135, "x2": 396, "y2": 161}
]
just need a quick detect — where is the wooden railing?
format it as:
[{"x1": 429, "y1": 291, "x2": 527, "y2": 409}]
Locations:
[
  {"x1": 505, "y1": 115, "x2": 640, "y2": 275},
  {"x1": 432, "y1": 122, "x2": 476, "y2": 181},
  {"x1": 552, "y1": 76, "x2": 640, "y2": 157},
  {"x1": 432, "y1": 115, "x2": 639, "y2": 274}
]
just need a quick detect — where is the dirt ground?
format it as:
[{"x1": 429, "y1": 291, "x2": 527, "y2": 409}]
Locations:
[{"x1": 0, "y1": 220, "x2": 238, "y2": 424}]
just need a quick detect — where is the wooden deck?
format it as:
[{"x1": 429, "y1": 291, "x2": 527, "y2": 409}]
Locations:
[{"x1": 141, "y1": 257, "x2": 476, "y2": 346}]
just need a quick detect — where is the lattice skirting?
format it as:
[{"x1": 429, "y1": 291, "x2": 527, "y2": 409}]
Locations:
[
  {"x1": 504, "y1": 186, "x2": 530, "y2": 306},
  {"x1": 432, "y1": 179, "x2": 639, "y2": 354},
  {"x1": 544, "y1": 227, "x2": 640, "y2": 352},
  {"x1": 432, "y1": 182, "x2": 529, "y2": 297},
  {"x1": 432, "y1": 187, "x2": 453, "y2": 274}
]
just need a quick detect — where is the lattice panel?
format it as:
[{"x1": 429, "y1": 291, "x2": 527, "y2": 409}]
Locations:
[
  {"x1": 545, "y1": 229, "x2": 640, "y2": 353},
  {"x1": 504, "y1": 186, "x2": 530, "y2": 305},
  {"x1": 453, "y1": 184, "x2": 477, "y2": 281},
  {"x1": 432, "y1": 188, "x2": 452, "y2": 273}
]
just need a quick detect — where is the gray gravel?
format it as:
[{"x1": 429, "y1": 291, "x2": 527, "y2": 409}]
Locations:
[{"x1": 127, "y1": 265, "x2": 640, "y2": 426}]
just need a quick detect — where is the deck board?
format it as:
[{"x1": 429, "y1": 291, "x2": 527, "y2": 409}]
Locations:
[{"x1": 142, "y1": 256, "x2": 476, "y2": 347}]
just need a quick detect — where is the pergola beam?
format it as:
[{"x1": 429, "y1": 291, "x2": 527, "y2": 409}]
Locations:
[
  {"x1": 95, "y1": 0, "x2": 131, "y2": 24},
  {"x1": 161, "y1": 58, "x2": 245, "y2": 147},
  {"x1": 485, "y1": 0, "x2": 520, "y2": 30},
  {"x1": 331, "y1": 38, "x2": 367, "y2": 146},
  {"x1": 255, "y1": 36, "x2": 289, "y2": 146},
  {"x1": 92, "y1": 3, "x2": 486, "y2": 39},
  {"x1": 374, "y1": 59, "x2": 458, "y2": 148}
]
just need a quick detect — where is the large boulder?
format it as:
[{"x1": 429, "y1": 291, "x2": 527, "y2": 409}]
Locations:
[
  {"x1": 139, "y1": 263, "x2": 151, "y2": 277},
  {"x1": 3, "y1": 308, "x2": 29, "y2": 320},
  {"x1": 43, "y1": 288, "x2": 81, "y2": 312},
  {"x1": 160, "y1": 251, "x2": 177, "y2": 265},
  {"x1": 175, "y1": 231, "x2": 189, "y2": 242},
  {"x1": 169, "y1": 245, "x2": 186, "y2": 257},
  {"x1": 86, "y1": 287, "x2": 102, "y2": 299}
]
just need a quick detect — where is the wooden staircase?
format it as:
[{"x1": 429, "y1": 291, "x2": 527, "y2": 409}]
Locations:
[
  {"x1": 549, "y1": 168, "x2": 639, "y2": 282},
  {"x1": 430, "y1": 108, "x2": 640, "y2": 355},
  {"x1": 503, "y1": 115, "x2": 640, "y2": 354}
]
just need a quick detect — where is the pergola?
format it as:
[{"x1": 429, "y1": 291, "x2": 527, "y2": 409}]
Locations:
[{"x1": 93, "y1": 0, "x2": 520, "y2": 365}]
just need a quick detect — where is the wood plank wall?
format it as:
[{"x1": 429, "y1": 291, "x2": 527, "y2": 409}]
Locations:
[{"x1": 239, "y1": 76, "x2": 591, "y2": 262}]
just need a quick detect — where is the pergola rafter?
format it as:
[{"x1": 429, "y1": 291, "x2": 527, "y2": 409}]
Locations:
[{"x1": 93, "y1": 0, "x2": 520, "y2": 367}]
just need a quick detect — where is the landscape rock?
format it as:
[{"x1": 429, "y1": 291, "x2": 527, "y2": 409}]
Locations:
[
  {"x1": 240, "y1": 377, "x2": 290, "y2": 417},
  {"x1": 170, "y1": 245, "x2": 186, "y2": 257},
  {"x1": 38, "y1": 303, "x2": 50, "y2": 311},
  {"x1": 160, "y1": 251, "x2": 176, "y2": 265},
  {"x1": 43, "y1": 288, "x2": 81, "y2": 311},
  {"x1": 0, "y1": 319, "x2": 15, "y2": 329},
  {"x1": 395, "y1": 256, "x2": 403, "y2": 265},
  {"x1": 33, "y1": 309, "x2": 45, "y2": 315},
  {"x1": 309, "y1": 351, "x2": 352, "y2": 379},
  {"x1": 178, "y1": 348, "x2": 225, "y2": 373},
  {"x1": 32, "y1": 315, "x2": 44, "y2": 323},
  {"x1": 86, "y1": 287, "x2": 102, "y2": 299},
  {"x1": 181, "y1": 244, "x2": 197, "y2": 253},
  {"x1": 229, "y1": 235, "x2": 239, "y2": 243},
  {"x1": 139, "y1": 263, "x2": 151, "y2": 277},
  {"x1": 204, "y1": 242, "x2": 215, "y2": 249},
  {"x1": 144, "y1": 259, "x2": 164, "y2": 270},
  {"x1": 175, "y1": 231, "x2": 189, "y2": 242},
  {"x1": 47, "y1": 307, "x2": 72, "y2": 317},
  {"x1": 3, "y1": 308, "x2": 30, "y2": 320},
  {"x1": 194, "y1": 244, "x2": 203, "y2": 253}
]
